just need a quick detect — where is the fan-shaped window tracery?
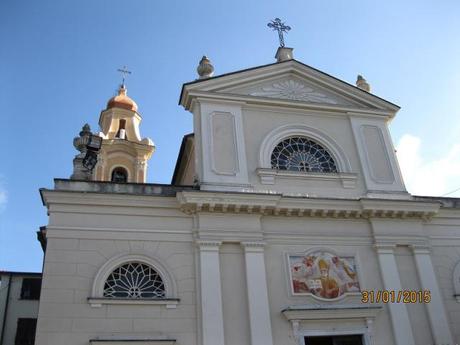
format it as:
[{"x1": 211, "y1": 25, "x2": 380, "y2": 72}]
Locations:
[
  {"x1": 103, "y1": 262, "x2": 165, "y2": 299},
  {"x1": 271, "y1": 137, "x2": 337, "y2": 173}
]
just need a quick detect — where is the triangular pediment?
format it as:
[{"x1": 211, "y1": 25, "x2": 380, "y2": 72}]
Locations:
[
  {"x1": 225, "y1": 75, "x2": 356, "y2": 107},
  {"x1": 180, "y1": 60, "x2": 399, "y2": 115}
]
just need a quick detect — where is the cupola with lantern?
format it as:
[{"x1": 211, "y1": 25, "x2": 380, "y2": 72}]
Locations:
[{"x1": 71, "y1": 73, "x2": 155, "y2": 183}]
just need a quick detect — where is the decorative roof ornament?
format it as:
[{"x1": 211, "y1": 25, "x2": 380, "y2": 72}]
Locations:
[
  {"x1": 250, "y1": 80, "x2": 339, "y2": 104},
  {"x1": 197, "y1": 56, "x2": 214, "y2": 79},
  {"x1": 356, "y1": 75, "x2": 371, "y2": 92},
  {"x1": 117, "y1": 65, "x2": 131, "y2": 87},
  {"x1": 106, "y1": 66, "x2": 138, "y2": 111},
  {"x1": 268, "y1": 18, "x2": 294, "y2": 62},
  {"x1": 107, "y1": 84, "x2": 138, "y2": 111},
  {"x1": 73, "y1": 124, "x2": 92, "y2": 157},
  {"x1": 267, "y1": 18, "x2": 291, "y2": 48},
  {"x1": 71, "y1": 124, "x2": 93, "y2": 180}
]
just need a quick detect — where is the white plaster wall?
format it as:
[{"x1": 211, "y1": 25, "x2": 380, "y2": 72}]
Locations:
[
  {"x1": 35, "y1": 197, "x2": 198, "y2": 345},
  {"x1": 261, "y1": 216, "x2": 396, "y2": 345},
  {"x1": 424, "y1": 211, "x2": 460, "y2": 344},
  {"x1": 37, "y1": 190, "x2": 460, "y2": 345},
  {"x1": 241, "y1": 107, "x2": 367, "y2": 197},
  {"x1": 0, "y1": 275, "x2": 40, "y2": 345},
  {"x1": 429, "y1": 245, "x2": 460, "y2": 344}
]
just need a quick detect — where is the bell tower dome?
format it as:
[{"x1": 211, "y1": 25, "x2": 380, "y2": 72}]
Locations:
[{"x1": 93, "y1": 84, "x2": 155, "y2": 183}]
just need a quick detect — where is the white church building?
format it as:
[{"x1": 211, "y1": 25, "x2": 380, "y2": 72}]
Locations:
[{"x1": 35, "y1": 37, "x2": 460, "y2": 345}]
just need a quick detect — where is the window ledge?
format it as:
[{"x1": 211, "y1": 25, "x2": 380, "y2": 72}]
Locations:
[
  {"x1": 88, "y1": 297, "x2": 180, "y2": 308},
  {"x1": 256, "y1": 168, "x2": 357, "y2": 188},
  {"x1": 90, "y1": 338, "x2": 176, "y2": 345}
]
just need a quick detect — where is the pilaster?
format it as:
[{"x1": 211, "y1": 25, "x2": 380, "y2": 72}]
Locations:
[
  {"x1": 411, "y1": 245, "x2": 454, "y2": 345},
  {"x1": 196, "y1": 240, "x2": 225, "y2": 345},
  {"x1": 374, "y1": 243, "x2": 415, "y2": 345},
  {"x1": 241, "y1": 242, "x2": 274, "y2": 345},
  {"x1": 135, "y1": 159, "x2": 147, "y2": 183}
]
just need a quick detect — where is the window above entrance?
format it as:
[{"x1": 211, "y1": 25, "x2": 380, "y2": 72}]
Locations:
[
  {"x1": 257, "y1": 124, "x2": 356, "y2": 188},
  {"x1": 271, "y1": 137, "x2": 337, "y2": 173}
]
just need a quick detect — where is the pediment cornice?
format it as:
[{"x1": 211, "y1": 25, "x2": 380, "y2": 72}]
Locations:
[{"x1": 180, "y1": 60, "x2": 399, "y2": 116}]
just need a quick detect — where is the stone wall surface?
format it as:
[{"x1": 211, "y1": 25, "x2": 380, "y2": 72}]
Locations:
[{"x1": 35, "y1": 201, "x2": 197, "y2": 345}]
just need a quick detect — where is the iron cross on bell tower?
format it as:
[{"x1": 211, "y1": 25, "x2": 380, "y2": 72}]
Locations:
[
  {"x1": 117, "y1": 65, "x2": 131, "y2": 87},
  {"x1": 267, "y1": 18, "x2": 291, "y2": 47}
]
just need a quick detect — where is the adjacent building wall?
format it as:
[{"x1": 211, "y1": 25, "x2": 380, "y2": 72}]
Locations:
[{"x1": 0, "y1": 272, "x2": 41, "y2": 345}]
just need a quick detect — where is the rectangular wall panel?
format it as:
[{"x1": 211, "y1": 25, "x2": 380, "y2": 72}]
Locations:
[
  {"x1": 361, "y1": 125, "x2": 394, "y2": 184},
  {"x1": 211, "y1": 112, "x2": 238, "y2": 175}
]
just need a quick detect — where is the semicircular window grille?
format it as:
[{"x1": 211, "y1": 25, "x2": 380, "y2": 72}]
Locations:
[
  {"x1": 271, "y1": 137, "x2": 337, "y2": 173},
  {"x1": 103, "y1": 262, "x2": 165, "y2": 299}
]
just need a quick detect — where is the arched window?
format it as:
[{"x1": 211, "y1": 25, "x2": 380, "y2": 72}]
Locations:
[
  {"x1": 103, "y1": 262, "x2": 165, "y2": 299},
  {"x1": 271, "y1": 137, "x2": 337, "y2": 173},
  {"x1": 111, "y1": 167, "x2": 128, "y2": 183}
]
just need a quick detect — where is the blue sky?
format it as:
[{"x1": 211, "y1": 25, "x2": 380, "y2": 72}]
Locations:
[{"x1": 1, "y1": 0, "x2": 459, "y2": 272}]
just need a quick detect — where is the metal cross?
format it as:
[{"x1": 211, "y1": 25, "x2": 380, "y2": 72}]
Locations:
[
  {"x1": 267, "y1": 18, "x2": 291, "y2": 47},
  {"x1": 117, "y1": 66, "x2": 131, "y2": 86}
]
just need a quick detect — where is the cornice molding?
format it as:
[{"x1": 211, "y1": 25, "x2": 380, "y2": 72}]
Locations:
[
  {"x1": 282, "y1": 304, "x2": 382, "y2": 321},
  {"x1": 185, "y1": 91, "x2": 393, "y2": 117},
  {"x1": 177, "y1": 191, "x2": 440, "y2": 220},
  {"x1": 41, "y1": 186, "x2": 441, "y2": 221},
  {"x1": 40, "y1": 188, "x2": 180, "y2": 210}
]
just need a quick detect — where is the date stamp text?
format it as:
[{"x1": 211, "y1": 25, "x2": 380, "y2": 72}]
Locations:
[{"x1": 361, "y1": 290, "x2": 431, "y2": 303}]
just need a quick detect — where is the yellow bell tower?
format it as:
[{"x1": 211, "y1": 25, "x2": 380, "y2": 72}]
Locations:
[{"x1": 93, "y1": 84, "x2": 155, "y2": 183}]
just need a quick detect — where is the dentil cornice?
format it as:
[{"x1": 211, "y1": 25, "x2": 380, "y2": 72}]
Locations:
[{"x1": 176, "y1": 191, "x2": 440, "y2": 220}]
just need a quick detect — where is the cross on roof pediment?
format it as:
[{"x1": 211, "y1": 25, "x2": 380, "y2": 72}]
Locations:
[{"x1": 180, "y1": 60, "x2": 399, "y2": 117}]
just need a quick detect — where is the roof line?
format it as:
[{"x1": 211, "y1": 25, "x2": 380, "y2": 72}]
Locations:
[
  {"x1": 0, "y1": 271, "x2": 42, "y2": 276},
  {"x1": 171, "y1": 133, "x2": 194, "y2": 185},
  {"x1": 179, "y1": 59, "x2": 400, "y2": 109}
]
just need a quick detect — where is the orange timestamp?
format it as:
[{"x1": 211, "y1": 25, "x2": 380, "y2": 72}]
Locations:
[{"x1": 361, "y1": 289, "x2": 431, "y2": 303}]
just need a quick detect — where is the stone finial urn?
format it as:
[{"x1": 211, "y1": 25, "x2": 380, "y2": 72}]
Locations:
[
  {"x1": 70, "y1": 124, "x2": 92, "y2": 180},
  {"x1": 356, "y1": 75, "x2": 371, "y2": 92},
  {"x1": 197, "y1": 56, "x2": 214, "y2": 79},
  {"x1": 73, "y1": 124, "x2": 92, "y2": 158}
]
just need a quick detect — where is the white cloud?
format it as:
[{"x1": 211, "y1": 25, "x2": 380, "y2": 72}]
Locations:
[{"x1": 396, "y1": 134, "x2": 460, "y2": 197}]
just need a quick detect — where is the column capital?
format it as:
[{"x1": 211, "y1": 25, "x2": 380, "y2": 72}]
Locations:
[
  {"x1": 135, "y1": 159, "x2": 147, "y2": 168},
  {"x1": 374, "y1": 243, "x2": 396, "y2": 254},
  {"x1": 196, "y1": 240, "x2": 222, "y2": 251},
  {"x1": 410, "y1": 244, "x2": 431, "y2": 255},
  {"x1": 241, "y1": 241, "x2": 266, "y2": 253}
]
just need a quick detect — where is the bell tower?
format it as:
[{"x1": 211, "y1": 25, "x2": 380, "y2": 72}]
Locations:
[{"x1": 92, "y1": 84, "x2": 155, "y2": 183}]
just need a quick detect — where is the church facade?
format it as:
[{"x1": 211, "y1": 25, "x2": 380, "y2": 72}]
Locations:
[{"x1": 35, "y1": 46, "x2": 460, "y2": 345}]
